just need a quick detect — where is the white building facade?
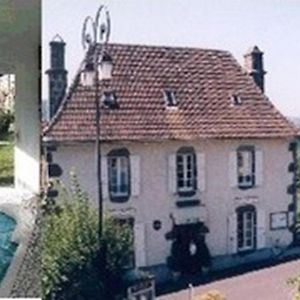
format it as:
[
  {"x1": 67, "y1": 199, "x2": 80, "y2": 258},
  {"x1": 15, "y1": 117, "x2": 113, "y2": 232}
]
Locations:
[
  {"x1": 44, "y1": 43, "x2": 298, "y2": 279},
  {"x1": 50, "y1": 137, "x2": 295, "y2": 270}
]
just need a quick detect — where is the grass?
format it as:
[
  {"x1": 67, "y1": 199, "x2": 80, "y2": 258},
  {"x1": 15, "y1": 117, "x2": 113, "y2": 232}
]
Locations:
[{"x1": 0, "y1": 143, "x2": 14, "y2": 186}]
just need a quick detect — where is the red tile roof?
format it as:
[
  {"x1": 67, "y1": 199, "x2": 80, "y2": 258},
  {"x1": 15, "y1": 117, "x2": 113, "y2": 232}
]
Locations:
[{"x1": 43, "y1": 43, "x2": 298, "y2": 142}]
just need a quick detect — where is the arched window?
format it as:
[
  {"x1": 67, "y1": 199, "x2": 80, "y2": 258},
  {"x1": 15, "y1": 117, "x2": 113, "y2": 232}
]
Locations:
[
  {"x1": 176, "y1": 147, "x2": 197, "y2": 196},
  {"x1": 107, "y1": 148, "x2": 130, "y2": 202},
  {"x1": 236, "y1": 205, "x2": 257, "y2": 252}
]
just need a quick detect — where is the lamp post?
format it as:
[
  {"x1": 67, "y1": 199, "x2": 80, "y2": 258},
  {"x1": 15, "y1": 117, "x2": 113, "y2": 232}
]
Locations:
[{"x1": 81, "y1": 5, "x2": 112, "y2": 240}]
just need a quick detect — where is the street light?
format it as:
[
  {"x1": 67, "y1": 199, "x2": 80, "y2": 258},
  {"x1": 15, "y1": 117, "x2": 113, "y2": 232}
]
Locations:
[{"x1": 81, "y1": 5, "x2": 112, "y2": 239}]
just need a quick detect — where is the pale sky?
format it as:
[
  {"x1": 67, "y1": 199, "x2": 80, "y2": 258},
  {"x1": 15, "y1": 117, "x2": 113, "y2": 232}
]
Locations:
[{"x1": 42, "y1": 0, "x2": 300, "y2": 117}]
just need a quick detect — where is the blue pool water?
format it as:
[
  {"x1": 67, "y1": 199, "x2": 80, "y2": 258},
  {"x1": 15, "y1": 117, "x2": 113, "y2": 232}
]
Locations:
[{"x1": 0, "y1": 212, "x2": 17, "y2": 283}]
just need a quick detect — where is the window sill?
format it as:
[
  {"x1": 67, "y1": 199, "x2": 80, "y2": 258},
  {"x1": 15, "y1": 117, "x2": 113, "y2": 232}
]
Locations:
[
  {"x1": 176, "y1": 199, "x2": 200, "y2": 208},
  {"x1": 109, "y1": 195, "x2": 130, "y2": 203},
  {"x1": 238, "y1": 185, "x2": 255, "y2": 190},
  {"x1": 177, "y1": 190, "x2": 197, "y2": 197},
  {"x1": 236, "y1": 248, "x2": 256, "y2": 256}
]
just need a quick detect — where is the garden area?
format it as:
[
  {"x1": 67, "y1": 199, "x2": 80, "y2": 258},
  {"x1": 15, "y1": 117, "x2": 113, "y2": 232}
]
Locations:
[
  {"x1": 42, "y1": 175, "x2": 142, "y2": 300},
  {"x1": 0, "y1": 110, "x2": 14, "y2": 186},
  {"x1": 0, "y1": 143, "x2": 14, "y2": 186}
]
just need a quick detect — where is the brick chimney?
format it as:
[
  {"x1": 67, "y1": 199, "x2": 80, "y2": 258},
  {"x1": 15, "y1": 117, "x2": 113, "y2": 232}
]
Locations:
[
  {"x1": 244, "y1": 46, "x2": 266, "y2": 93},
  {"x1": 46, "y1": 34, "x2": 68, "y2": 119}
]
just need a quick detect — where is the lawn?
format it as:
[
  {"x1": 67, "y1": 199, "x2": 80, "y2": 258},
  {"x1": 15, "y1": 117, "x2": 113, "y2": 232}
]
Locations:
[{"x1": 0, "y1": 143, "x2": 14, "y2": 186}]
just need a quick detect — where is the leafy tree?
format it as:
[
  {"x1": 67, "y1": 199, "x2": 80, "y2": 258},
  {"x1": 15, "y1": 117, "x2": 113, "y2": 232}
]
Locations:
[
  {"x1": 0, "y1": 110, "x2": 14, "y2": 139},
  {"x1": 42, "y1": 175, "x2": 133, "y2": 300}
]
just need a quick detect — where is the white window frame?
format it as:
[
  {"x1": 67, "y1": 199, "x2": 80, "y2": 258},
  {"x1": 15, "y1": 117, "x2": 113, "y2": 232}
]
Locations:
[
  {"x1": 108, "y1": 155, "x2": 129, "y2": 198},
  {"x1": 237, "y1": 148, "x2": 255, "y2": 188},
  {"x1": 237, "y1": 208, "x2": 256, "y2": 252},
  {"x1": 176, "y1": 151, "x2": 196, "y2": 193}
]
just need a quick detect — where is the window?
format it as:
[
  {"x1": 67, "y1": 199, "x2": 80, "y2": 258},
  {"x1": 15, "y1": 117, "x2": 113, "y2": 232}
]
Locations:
[
  {"x1": 108, "y1": 149, "x2": 130, "y2": 201},
  {"x1": 237, "y1": 206, "x2": 257, "y2": 252},
  {"x1": 232, "y1": 94, "x2": 242, "y2": 105},
  {"x1": 164, "y1": 90, "x2": 177, "y2": 107},
  {"x1": 102, "y1": 91, "x2": 118, "y2": 109},
  {"x1": 237, "y1": 147, "x2": 255, "y2": 188},
  {"x1": 176, "y1": 147, "x2": 196, "y2": 195}
]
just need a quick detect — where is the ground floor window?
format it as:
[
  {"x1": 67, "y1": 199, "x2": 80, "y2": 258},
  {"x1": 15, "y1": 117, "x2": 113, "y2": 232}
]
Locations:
[{"x1": 237, "y1": 205, "x2": 256, "y2": 251}]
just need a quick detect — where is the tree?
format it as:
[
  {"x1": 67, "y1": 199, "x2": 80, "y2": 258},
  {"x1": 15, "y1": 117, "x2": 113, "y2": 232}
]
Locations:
[{"x1": 41, "y1": 175, "x2": 133, "y2": 299}]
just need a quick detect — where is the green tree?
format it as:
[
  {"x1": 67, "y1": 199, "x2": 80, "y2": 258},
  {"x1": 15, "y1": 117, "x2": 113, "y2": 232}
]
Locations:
[{"x1": 42, "y1": 175, "x2": 133, "y2": 300}]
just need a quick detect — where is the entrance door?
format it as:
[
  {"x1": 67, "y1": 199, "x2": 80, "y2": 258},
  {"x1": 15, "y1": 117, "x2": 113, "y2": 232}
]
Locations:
[{"x1": 168, "y1": 223, "x2": 210, "y2": 274}]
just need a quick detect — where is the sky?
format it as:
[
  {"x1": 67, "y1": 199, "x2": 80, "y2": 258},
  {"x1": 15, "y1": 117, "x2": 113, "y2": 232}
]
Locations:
[{"x1": 43, "y1": 0, "x2": 300, "y2": 117}]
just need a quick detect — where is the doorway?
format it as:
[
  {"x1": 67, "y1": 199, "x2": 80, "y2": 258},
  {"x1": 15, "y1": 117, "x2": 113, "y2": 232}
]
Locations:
[{"x1": 167, "y1": 222, "x2": 211, "y2": 274}]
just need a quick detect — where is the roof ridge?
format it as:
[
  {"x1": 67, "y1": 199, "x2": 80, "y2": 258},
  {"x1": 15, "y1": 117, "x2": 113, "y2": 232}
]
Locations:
[{"x1": 106, "y1": 42, "x2": 231, "y2": 54}]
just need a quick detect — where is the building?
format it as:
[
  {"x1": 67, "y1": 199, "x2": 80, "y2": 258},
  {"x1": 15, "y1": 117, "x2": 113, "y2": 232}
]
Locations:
[
  {"x1": 0, "y1": 0, "x2": 40, "y2": 194},
  {"x1": 43, "y1": 43, "x2": 299, "y2": 280},
  {"x1": 0, "y1": 1, "x2": 41, "y2": 297}
]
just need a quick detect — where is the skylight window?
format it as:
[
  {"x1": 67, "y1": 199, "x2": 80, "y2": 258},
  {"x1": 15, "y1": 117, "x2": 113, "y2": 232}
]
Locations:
[
  {"x1": 164, "y1": 90, "x2": 177, "y2": 107},
  {"x1": 102, "y1": 91, "x2": 118, "y2": 109},
  {"x1": 232, "y1": 94, "x2": 242, "y2": 106}
]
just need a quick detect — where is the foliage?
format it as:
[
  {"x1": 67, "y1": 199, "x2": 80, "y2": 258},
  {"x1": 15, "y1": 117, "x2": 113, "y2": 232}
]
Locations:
[
  {"x1": 288, "y1": 277, "x2": 300, "y2": 300},
  {"x1": 42, "y1": 175, "x2": 133, "y2": 300},
  {"x1": 195, "y1": 290, "x2": 226, "y2": 300},
  {"x1": 0, "y1": 110, "x2": 14, "y2": 138},
  {"x1": 0, "y1": 143, "x2": 14, "y2": 186},
  {"x1": 297, "y1": 157, "x2": 300, "y2": 190}
]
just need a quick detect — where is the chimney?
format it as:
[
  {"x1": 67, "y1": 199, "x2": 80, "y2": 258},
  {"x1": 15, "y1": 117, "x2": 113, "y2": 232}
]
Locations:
[
  {"x1": 46, "y1": 34, "x2": 68, "y2": 119},
  {"x1": 244, "y1": 46, "x2": 266, "y2": 93}
]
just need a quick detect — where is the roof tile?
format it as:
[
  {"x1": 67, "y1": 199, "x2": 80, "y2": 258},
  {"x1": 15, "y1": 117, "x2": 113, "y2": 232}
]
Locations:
[{"x1": 43, "y1": 43, "x2": 298, "y2": 142}]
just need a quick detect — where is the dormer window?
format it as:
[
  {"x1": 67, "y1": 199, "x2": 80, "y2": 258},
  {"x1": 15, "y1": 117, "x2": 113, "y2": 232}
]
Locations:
[
  {"x1": 164, "y1": 90, "x2": 177, "y2": 107},
  {"x1": 232, "y1": 94, "x2": 242, "y2": 106},
  {"x1": 102, "y1": 91, "x2": 118, "y2": 109}
]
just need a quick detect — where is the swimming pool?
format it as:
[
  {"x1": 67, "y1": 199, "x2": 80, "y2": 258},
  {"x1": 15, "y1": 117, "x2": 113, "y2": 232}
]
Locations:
[{"x1": 0, "y1": 212, "x2": 18, "y2": 284}]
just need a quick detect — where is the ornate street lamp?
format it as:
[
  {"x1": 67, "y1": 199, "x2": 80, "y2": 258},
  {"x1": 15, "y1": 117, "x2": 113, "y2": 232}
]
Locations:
[{"x1": 81, "y1": 5, "x2": 112, "y2": 239}]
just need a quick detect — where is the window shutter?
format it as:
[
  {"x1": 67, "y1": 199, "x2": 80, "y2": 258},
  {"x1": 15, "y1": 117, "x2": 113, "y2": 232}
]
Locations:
[
  {"x1": 168, "y1": 154, "x2": 176, "y2": 193},
  {"x1": 131, "y1": 155, "x2": 141, "y2": 196},
  {"x1": 101, "y1": 155, "x2": 109, "y2": 200},
  {"x1": 228, "y1": 213, "x2": 237, "y2": 254},
  {"x1": 229, "y1": 151, "x2": 238, "y2": 187},
  {"x1": 288, "y1": 211, "x2": 294, "y2": 227},
  {"x1": 134, "y1": 223, "x2": 147, "y2": 267},
  {"x1": 255, "y1": 150, "x2": 263, "y2": 186},
  {"x1": 256, "y1": 209, "x2": 266, "y2": 249},
  {"x1": 197, "y1": 152, "x2": 206, "y2": 191}
]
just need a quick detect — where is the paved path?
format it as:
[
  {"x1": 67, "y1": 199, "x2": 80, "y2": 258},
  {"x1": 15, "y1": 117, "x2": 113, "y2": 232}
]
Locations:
[{"x1": 158, "y1": 259, "x2": 300, "y2": 300}]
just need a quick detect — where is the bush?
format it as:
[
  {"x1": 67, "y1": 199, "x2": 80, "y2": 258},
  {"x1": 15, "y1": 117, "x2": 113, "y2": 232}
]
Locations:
[
  {"x1": 288, "y1": 276, "x2": 300, "y2": 300},
  {"x1": 42, "y1": 175, "x2": 133, "y2": 300},
  {"x1": 195, "y1": 290, "x2": 226, "y2": 300},
  {"x1": 0, "y1": 110, "x2": 14, "y2": 137}
]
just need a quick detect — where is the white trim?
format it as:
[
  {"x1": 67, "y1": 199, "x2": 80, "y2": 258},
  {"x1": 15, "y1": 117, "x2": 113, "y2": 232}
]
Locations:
[
  {"x1": 228, "y1": 213, "x2": 237, "y2": 254},
  {"x1": 134, "y1": 223, "x2": 146, "y2": 267},
  {"x1": 131, "y1": 155, "x2": 141, "y2": 196},
  {"x1": 168, "y1": 154, "x2": 176, "y2": 193},
  {"x1": 255, "y1": 149, "x2": 263, "y2": 186},
  {"x1": 197, "y1": 152, "x2": 205, "y2": 192},
  {"x1": 101, "y1": 156, "x2": 108, "y2": 199},
  {"x1": 229, "y1": 151, "x2": 238, "y2": 187},
  {"x1": 257, "y1": 208, "x2": 266, "y2": 249}
]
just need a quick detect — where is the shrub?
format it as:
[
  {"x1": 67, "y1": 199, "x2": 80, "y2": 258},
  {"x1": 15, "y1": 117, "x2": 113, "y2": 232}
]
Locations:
[
  {"x1": 195, "y1": 290, "x2": 226, "y2": 300},
  {"x1": 288, "y1": 276, "x2": 300, "y2": 300},
  {"x1": 0, "y1": 110, "x2": 14, "y2": 137},
  {"x1": 42, "y1": 175, "x2": 133, "y2": 300}
]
